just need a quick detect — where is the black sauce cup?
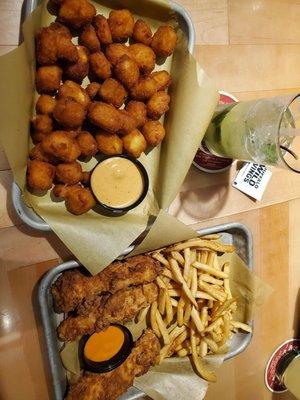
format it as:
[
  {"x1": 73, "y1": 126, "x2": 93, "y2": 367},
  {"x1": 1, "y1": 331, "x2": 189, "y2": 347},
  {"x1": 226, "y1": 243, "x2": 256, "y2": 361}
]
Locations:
[{"x1": 91, "y1": 154, "x2": 149, "y2": 216}]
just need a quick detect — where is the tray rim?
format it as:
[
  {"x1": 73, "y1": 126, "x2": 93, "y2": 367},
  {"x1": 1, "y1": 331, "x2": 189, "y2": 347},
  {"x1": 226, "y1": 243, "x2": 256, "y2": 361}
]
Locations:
[{"x1": 38, "y1": 222, "x2": 253, "y2": 400}]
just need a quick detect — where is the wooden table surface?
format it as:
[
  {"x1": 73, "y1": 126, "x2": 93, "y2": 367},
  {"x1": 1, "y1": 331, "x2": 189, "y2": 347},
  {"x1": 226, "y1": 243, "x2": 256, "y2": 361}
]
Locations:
[{"x1": 1, "y1": 1, "x2": 300, "y2": 399}]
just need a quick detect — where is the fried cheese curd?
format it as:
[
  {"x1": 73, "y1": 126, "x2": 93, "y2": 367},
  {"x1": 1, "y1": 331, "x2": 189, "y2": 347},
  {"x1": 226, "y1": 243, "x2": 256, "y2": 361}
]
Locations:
[
  {"x1": 58, "y1": 80, "x2": 90, "y2": 110},
  {"x1": 142, "y1": 120, "x2": 166, "y2": 146},
  {"x1": 86, "y1": 82, "x2": 101, "y2": 99},
  {"x1": 31, "y1": 114, "x2": 53, "y2": 144},
  {"x1": 88, "y1": 102, "x2": 121, "y2": 133},
  {"x1": 114, "y1": 55, "x2": 139, "y2": 89},
  {"x1": 76, "y1": 131, "x2": 98, "y2": 156},
  {"x1": 93, "y1": 15, "x2": 113, "y2": 46},
  {"x1": 41, "y1": 131, "x2": 81, "y2": 162},
  {"x1": 36, "y1": 22, "x2": 78, "y2": 66},
  {"x1": 122, "y1": 129, "x2": 147, "y2": 158},
  {"x1": 36, "y1": 65, "x2": 62, "y2": 94},
  {"x1": 118, "y1": 109, "x2": 138, "y2": 135},
  {"x1": 152, "y1": 70, "x2": 172, "y2": 92},
  {"x1": 147, "y1": 91, "x2": 170, "y2": 120},
  {"x1": 95, "y1": 132, "x2": 123, "y2": 155},
  {"x1": 132, "y1": 19, "x2": 152, "y2": 46},
  {"x1": 36, "y1": 95, "x2": 57, "y2": 115},
  {"x1": 108, "y1": 9, "x2": 134, "y2": 42},
  {"x1": 105, "y1": 43, "x2": 129, "y2": 66},
  {"x1": 58, "y1": 0, "x2": 96, "y2": 30},
  {"x1": 130, "y1": 75, "x2": 158, "y2": 101},
  {"x1": 55, "y1": 161, "x2": 83, "y2": 184},
  {"x1": 81, "y1": 171, "x2": 91, "y2": 186},
  {"x1": 53, "y1": 97, "x2": 86, "y2": 129},
  {"x1": 151, "y1": 25, "x2": 177, "y2": 57},
  {"x1": 98, "y1": 78, "x2": 127, "y2": 108},
  {"x1": 65, "y1": 185, "x2": 96, "y2": 214},
  {"x1": 126, "y1": 101, "x2": 147, "y2": 128},
  {"x1": 79, "y1": 24, "x2": 100, "y2": 53},
  {"x1": 89, "y1": 51, "x2": 112, "y2": 81},
  {"x1": 29, "y1": 143, "x2": 59, "y2": 164},
  {"x1": 64, "y1": 45, "x2": 89, "y2": 83},
  {"x1": 27, "y1": 160, "x2": 55, "y2": 190},
  {"x1": 128, "y1": 44, "x2": 156, "y2": 74}
]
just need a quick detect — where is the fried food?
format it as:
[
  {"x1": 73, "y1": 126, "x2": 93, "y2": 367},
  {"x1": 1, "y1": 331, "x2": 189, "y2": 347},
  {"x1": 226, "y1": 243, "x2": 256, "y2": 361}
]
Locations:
[
  {"x1": 123, "y1": 129, "x2": 147, "y2": 158},
  {"x1": 65, "y1": 128, "x2": 81, "y2": 139},
  {"x1": 65, "y1": 185, "x2": 96, "y2": 215},
  {"x1": 132, "y1": 19, "x2": 152, "y2": 46},
  {"x1": 29, "y1": 143, "x2": 59, "y2": 164},
  {"x1": 66, "y1": 329, "x2": 160, "y2": 400},
  {"x1": 118, "y1": 109, "x2": 138, "y2": 135},
  {"x1": 105, "y1": 43, "x2": 129, "y2": 66},
  {"x1": 64, "y1": 45, "x2": 89, "y2": 83},
  {"x1": 152, "y1": 70, "x2": 171, "y2": 91},
  {"x1": 36, "y1": 22, "x2": 78, "y2": 66},
  {"x1": 126, "y1": 101, "x2": 147, "y2": 128},
  {"x1": 151, "y1": 26, "x2": 177, "y2": 57},
  {"x1": 108, "y1": 9, "x2": 134, "y2": 42},
  {"x1": 31, "y1": 114, "x2": 53, "y2": 135},
  {"x1": 58, "y1": 80, "x2": 90, "y2": 110},
  {"x1": 42, "y1": 131, "x2": 81, "y2": 162},
  {"x1": 58, "y1": 0, "x2": 96, "y2": 30},
  {"x1": 142, "y1": 120, "x2": 166, "y2": 146},
  {"x1": 79, "y1": 24, "x2": 100, "y2": 53},
  {"x1": 93, "y1": 15, "x2": 113, "y2": 46},
  {"x1": 95, "y1": 132, "x2": 123, "y2": 155},
  {"x1": 98, "y1": 78, "x2": 127, "y2": 108},
  {"x1": 36, "y1": 65, "x2": 62, "y2": 94},
  {"x1": 86, "y1": 82, "x2": 101, "y2": 99},
  {"x1": 27, "y1": 160, "x2": 55, "y2": 190},
  {"x1": 53, "y1": 97, "x2": 86, "y2": 129},
  {"x1": 56, "y1": 161, "x2": 83, "y2": 184},
  {"x1": 114, "y1": 55, "x2": 139, "y2": 89},
  {"x1": 36, "y1": 95, "x2": 57, "y2": 115},
  {"x1": 53, "y1": 184, "x2": 69, "y2": 199},
  {"x1": 76, "y1": 131, "x2": 98, "y2": 156},
  {"x1": 82, "y1": 171, "x2": 91, "y2": 185},
  {"x1": 58, "y1": 282, "x2": 158, "y2": 341},
  {"x1": 88, "y1": 102, "x2": 121, "y2": 133},
  {"x1": 130, "y1": 75, "x2": 158, "y2": 101},
  {"x1": 51, "y1": 255, "x2": 162, "y2": 313},
  {"x1": 129, "y1": 43, "x2": 156, "y2": 74},
  {"x1": 89, "y1": 51, "x2": 112, "y2": 81},
  {"x1": 147, "y1": 91, "x2": 170, "y2": 120}
]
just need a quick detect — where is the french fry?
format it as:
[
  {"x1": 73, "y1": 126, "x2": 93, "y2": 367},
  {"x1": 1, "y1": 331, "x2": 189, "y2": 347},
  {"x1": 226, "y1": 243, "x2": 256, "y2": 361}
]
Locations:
[
  {"x1": 193, "y1": 262, "x2": 229, "y2": 278},
  {"x1": 200, "y1": 306, "x2": 208, "y2": 327},
  {"x1": 199, "y1": 340, "x2": 208, "y2": 357},
  {"x1": 200, "y1": 274, "x2": 224, "y2": 286},
  {"x1": 169, "y1": 258, "x2": 198, "y2": 308},
  {"x1": 137, "y1": 305, "x2": 150, "y2": 323},
  {"x1": 150, "y1": 301, "x2": 161, "y2": 338},
  {"x1": 183, "y1": 247, "x2": 191, "y2": 280},
  {"x1": 199, "y1": 281, "x2": 227, "y2": 302},
  {"x1": 165, "y1": 289, "x2": 174, "y2": 325},
  {"x1": 171, "y1": 298, "x2": 178, "y2": 307},
  {"x1": 212, "y1": 298, "x2": 236, "y2": 319},
  {"x1": 177, "y1": 296, "x2": 185, "y2": 326},
  {"x1": 200, "y1": 250, "x2": 208, "y2": 264},
  {"x1": 171, "y1": 251, "x2": 185, "y2": 266},
  {"x1": 191, "y1": 307, "x2": 204, "y2": 333},
  {"x1": 152, "y1": 252, "x2": 170, "y2": 267},
  {"x1": 203, "y1": 335, "x2": 218, "y2": 353},
  {"x1": 207, "y1": 251, "x2": 215, "y2": 267},
  {"x1": 167, "y1": 239, "x2": 235, "y2": 253},
  {"x1": 162, "y1": 268, "x2": 173, "y2": 280},
  {"x1": 169, "y1": 288, "x2": 215, "y2": 301},
  {"x1": 156, "y1": 310, "x2": 170, "y2": 344},
  {"x1": 210, "y1": 331, "x2": 223, "y2": 343},
  {"x1": 223, "y1": 262, "x2": 232, "y2": 299},
  {"x1": 213, "y1": 254, "x2": 221, "y2": 270},
  {"x1": 231, "y1": 321, "x2": 252, "y2": 333},
  {"x1": 200, "y1": 234, "x2": 221, "y2": 240},
  {"x1": 218, "y1": 313, "x2": 230, "y2": 347},
  {"x1": 177, "y1": 348, "x2": 190, "y2": 357},
  {"x1": 205, "y1": 317, "x2": 223, "y2": 333},
  {"x1": 158, "y1": 288, "x2": 166, "y2": 315},
  {"x1": 167, "y1": 321, "x2": 178, "y2": 334}
]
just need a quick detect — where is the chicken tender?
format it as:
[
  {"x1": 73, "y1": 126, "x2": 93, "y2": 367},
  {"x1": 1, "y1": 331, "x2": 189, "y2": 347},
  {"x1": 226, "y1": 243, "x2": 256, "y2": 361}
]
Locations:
[
  {"x1": 93, "y1": 15, "x2": 113, "y2": 46},
  {"x1": 123, "y1": 129, "x2": 147, "y2": 158},
  {"x1": 89, "y1": 51, "x2": 112, "y2": 81},
  {"x1": 29, "y1": 143, "x2": 59, "y2": 164},
  {"x1": 65, "y1": 185, "x2": 96, "y2": 215},
  {"x1": 147, "y1": 91, "x2": 170, "y2": 120},
  {"x1": 132, "y1": 19, "x2": 152, "y2": 46},
  {"x1": 56, "y1": 161, "x2": 83, "y2": 185},
  {"x1": 105, "y1": 43, "x2": 129, "y2": 66},
  {"x1": 126, "y1": 101, "x2": 147, "y2": 128},
  {"x1": 98, "y1": 78, "x2": 127, "y2": 108},
  {"x1": 152, "y1": 70, "x2": 171, "y2": 91},
  {"x1": 129, "y1": 43, "x2": 156, "y2": 74},
  {"x1": 58, "y1": 0, "x2": 96, "y2": 30},
  {"x1": 58, "y1": 80, "x2": 90, "y2": 110},
  {"x1": 36, "y1": 95, "x2": 57, "y2": 115},
  {"x1": 114, "y1": 55, "x2": 139, "y2": 89},
  {"x1": 53, "y1": 97, "x2": 86, "y2": 129},
  {"x1": 27, "y1": 160, "x2": 55, "y2": 191},
  {"x1": 118, "y1": 109, "x2": 138, "y2": 135},
  {"x1": 95, "y1": 132, "x2": 123, "y2": 155},
  {"x1": 108, "y1": 9, "x2": 134, "y2": 42},
  {"x1": 142, "y1": 120, "x2": 166, "y2": 146},
  {"x1": 130, "y1": 75, "x2": 158, "y2": 101},
  {"x1": 42, "y1": 131, "x2": 81, "y2": 162},
  {"x1": 151, "y1": 25, "x2": 177, "y2": 57},
  {"x1": 86, "y1": 82, "x2": 101, "y2": 99},
  {"x1": 88, "y1": 102, "x2": 121, "y2": 133},
  {"x1": 36, "y1": 65, "x2": 62, "y2": 94},
  {"x1": 64, "y1": 45, "x2": 89, "y2": 83},
  {"x1": 76, "y1": 131, "x2": 98, "y2": 156},
  {"x1": 79, "y1": 24, "x2": 100, "y2": 53},
  {"x1": 36, "y1": 22, "x2": 78, "y2": 66}
]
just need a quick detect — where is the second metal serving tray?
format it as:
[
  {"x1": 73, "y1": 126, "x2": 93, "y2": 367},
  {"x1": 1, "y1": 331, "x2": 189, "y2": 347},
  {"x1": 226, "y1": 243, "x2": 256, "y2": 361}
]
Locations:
[{"x1": 38, "y1": 222, "x2": 253, "y2": 400}]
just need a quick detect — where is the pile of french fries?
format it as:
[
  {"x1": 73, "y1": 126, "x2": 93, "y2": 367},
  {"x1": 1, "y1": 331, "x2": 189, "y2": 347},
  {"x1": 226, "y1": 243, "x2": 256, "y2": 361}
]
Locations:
[{"x1": 139, "y1": 234, "x2": 252, "y2": 382}]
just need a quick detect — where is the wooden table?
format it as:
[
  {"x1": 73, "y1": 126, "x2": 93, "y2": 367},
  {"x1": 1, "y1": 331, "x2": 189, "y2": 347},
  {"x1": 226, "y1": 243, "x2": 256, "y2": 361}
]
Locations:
[{"x1": 1, "y1": 1, "x2": 300, "y2": 399}]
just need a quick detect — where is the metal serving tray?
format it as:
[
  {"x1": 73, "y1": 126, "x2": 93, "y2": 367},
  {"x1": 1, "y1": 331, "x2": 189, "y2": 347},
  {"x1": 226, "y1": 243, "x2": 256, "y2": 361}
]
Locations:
[
  {"x1": 12, "y1": 0, "x2": 196, "y2": 232},
  {"x1": 38, "y1": 222, "x2": 253, "y2": 400}
]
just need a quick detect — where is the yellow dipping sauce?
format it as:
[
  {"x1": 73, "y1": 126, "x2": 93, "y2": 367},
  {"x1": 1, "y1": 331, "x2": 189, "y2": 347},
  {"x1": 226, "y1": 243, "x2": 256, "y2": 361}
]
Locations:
[
  {"x1": 91, "y1": 157, "x2": 144, "y2": 208},
  {"x1": 84, "y1": 326, "x2": 125, "y2": 362}
]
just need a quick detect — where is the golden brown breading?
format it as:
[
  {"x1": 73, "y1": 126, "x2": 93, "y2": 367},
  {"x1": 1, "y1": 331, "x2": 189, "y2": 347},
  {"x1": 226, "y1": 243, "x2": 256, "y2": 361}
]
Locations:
[
  {"x1": 151, "y1": 25, "x2": 177, "y2": 57},
  {"x1": 65, "y1": 185, "x2": 96, "y2": 215},
  {"x1": 29, "y1": 143, "x2": 59, "y2": 164},
  {"x1": 108, "y1": 9, "x2": 134, "y2": 42},
  {"x1": 132, "y1": 19, "x2": 152, "y2": 46},
  {"x1": 82, "y1": 171, "x2": 91, "y2": 186},
  {"x1": 152, "y1": 70, "x2": 171, "y2": 91},
  {"x1": 88, "y1": 102, "x2": 121, "y2": 133},
  {"x1": 36, "y1": 65, "x2": 62, "y2": 94},
  {"x1": 147, "y1": 91, "x2": 170, "y2": 120},
  {"x1": 128, "y1": 43, "x2": 156, "y2": 74},
  {"x1": 95, "y1": 132, "x2": 123, "y2": 155},
  {"x1": 86, "y1": 82, "x2": 101, "y2": 99},
  {"x1": 76, "y1": 131, "x2": 98, "y2": 156},
  {"x1": 98, "y1": 78, "x2": 127, "y2": 108},
  {"x1": 36, "y1": 95, "x2": 57, "y2": 115},
  {"x1": 52, "y1": 184, "x2": 69, "y2": 199},
  {"x1": 89, "y1": 51, "x2": 112, "y2": 81},
  {"x1": 31, "y1": 114, "x2": 53, "y2": 135},
  {"x1": 79, "y1": 24, "x2": 100, "y2": 53},
  {"x1": 58, "y1": 80, "x2": 90, "y2": 110},
  {"x1": 130, "y1": 75, "x2": 158, "y2": 101},
  {"x1": 122, "y1": 129, "x2": 147, "y2": 158},
  {"x1": 64, "y1": 45, "x2": 89, "y2": 83},
  {"x1": 126, "y1": 101, "x2": 147, "y2": 128},
  {"x1": 118, "y1": 109, "x2": 138, "y2": 135},
  {"x1": 51, "y1": 255, "x2": 162, "y2": 313},
  {"x1": 142, "y1": 120, "x2": 166, "y2": 146},
  {"x1": 53, "y1": 97, "x2": 86, "y2": 129},
  {"x1": 27, "y1": 160, "x2": 55, "y2": 191},
  {"x1": 65, "y1": 128, "x2": 81, "y2": 139},
  {"x1": 105, "y1": 43, "x2": 129, "y2": 66},
  {"x1": 42, "y1": 131, "x2": 81, "y2": 162},
  {"x1": 93, "y1": 14, "x2": 113, "y2": 46},
  {"x1": 66, "y1": 330, "x2": 160, "y2": 400},
  {"x1": 58, "y1": 0, "x2": 96, "y2": 30},
  {"x1": 114, "y1": 55, "x2": 139, "y2": 89},
  {"x1": 58, "y1": 282, "x2": 158, "y2": 341},
  {"x1": 56, "y1": 161, "x2": 83, "y2": 185}
]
